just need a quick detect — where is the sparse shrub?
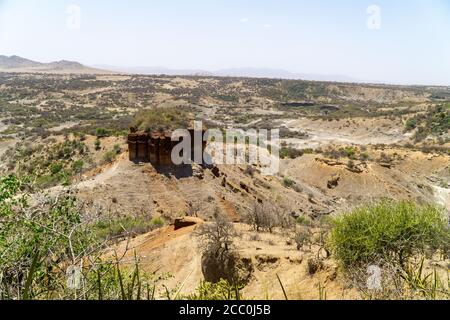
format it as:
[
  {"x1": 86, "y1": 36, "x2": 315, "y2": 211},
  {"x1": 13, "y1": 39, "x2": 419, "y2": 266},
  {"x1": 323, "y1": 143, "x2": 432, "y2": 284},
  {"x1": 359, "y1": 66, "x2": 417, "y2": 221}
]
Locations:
[
  {"x1": 359, "y1": 152, "x2": 370, "y2": 161},
  {"x1": 196, "y1": 212, "x2": 251, "y2": 285},
  {"x1": 93, "y1": 215, "x2": 162, "y2": 241},
  {"x1": 294, "y1": 228, "x2": 312, "y2": 250},
  {"x1": 197, "y1": 212, "x2": 237, "y2": 254},
  {"x1": 95, "y1": 138, "x2": 101, "y2": 151},
  {"x1": 113, "y1": 144, "x2": 122, "y2": 154},
  {"x1": 245, "y1": 203, "x2": 288, "y2": 233},
  {"x1": 50, "y1": 162, "x2": 63, "y2": 175},
  {"x1": 347, "y1": 258, "x2": 450, "y2": 300},
  {"x1": 378, "y1": 152, "x2": 393, "y2": 164},
  {"x1": 325, "y1": 146, "x2": 358, "y2": 160},
  {"x1": 283, "y1": 176, "x2": 296, "y2": 188},
  {"x1": 307, "y1": 258, "x2": 323, "y2": 275},
  {"x1": 133, "y1": 107, "x2": 191, "y2": 132},
  {"x1": 185, "y1": 279, "x2": 244, "y2": 300},
  {"x1": 296, "y1": 215, "x2": 312, "y2": 227},
  {"x1": 324, "y1": 147, "x2": 341, "y2": 159},
  {"x1": 150, "y1": 216, "x2": 165, "y2": 227},
  {"x1": 405, "y1": 118, "x2": 418, "y2": 131},
  {"x1": 95, "y1": 127, "x2": 109, "y2": 138},
  {"x1": 328, "y1": 201, "x2": 450, "y2": 269},
  {"x1": 72, "y1": 160, "x2": 84, "y2": 174},
  {"x1": 103, "y1": 150, "x2": 117, "y2": 163},
  {"x1": 0, "y1": 176, "x2": 94, "y2": 299},
  {"x1": 346, "y1": 160, "x2": 356, "y2": 170},
  {"x1": 343, "y1": 147, "x2": 357, "y2": 159},
  {"x1": 280, "y1": 147, "x2": 304, "y2": 159}
]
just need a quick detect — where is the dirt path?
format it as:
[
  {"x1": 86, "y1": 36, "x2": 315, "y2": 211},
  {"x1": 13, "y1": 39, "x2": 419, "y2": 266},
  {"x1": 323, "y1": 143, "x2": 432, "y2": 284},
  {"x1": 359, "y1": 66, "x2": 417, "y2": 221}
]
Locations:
[{"x1": 76, "y1": 160, "x2": 122, "y2": 189}]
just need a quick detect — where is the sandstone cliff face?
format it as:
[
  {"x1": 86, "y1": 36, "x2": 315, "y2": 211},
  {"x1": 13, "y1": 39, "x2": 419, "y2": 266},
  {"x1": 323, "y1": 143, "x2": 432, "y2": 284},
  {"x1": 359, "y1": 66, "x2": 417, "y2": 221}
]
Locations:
[{"x1": 128, "y1": 130, "x2": 206, "y2": 166}]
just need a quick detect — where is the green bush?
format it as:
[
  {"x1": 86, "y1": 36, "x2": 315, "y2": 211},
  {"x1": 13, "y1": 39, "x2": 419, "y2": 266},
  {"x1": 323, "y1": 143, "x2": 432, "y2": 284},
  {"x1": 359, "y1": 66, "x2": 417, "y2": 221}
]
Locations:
[
  {"x1": 113, "y1": 144, "x2": 122, "y2": 154},
  {"x1": 133, "y1": 107, "x2": 191, "y2": 132},
  {"x1": 103, "y1": 150, "x2": 117, "y2": 163},
  {"x1": 328, "y1": 201, "x2": 449, "y2": 268},
  {"x1": 0, "y1": 175, "x2": 165, "y2": 300},
  {"x1": 296, "y1": 215, "x2": 312, "y2": 226},
  {"x1": 405, "y1": 118, "x2": 418, "y2": 131},
  {"x1": 280, "y1": 147, "x2": 304, "y2": 159},
  {"x1": 93, "y1": 215, "x2": 164, "y2": 241},
  {"x1": 407, "y1": 104, "x2": 450, "y2": 141},
  {"x1": 343, "y1": 147, "x2": 357, "y2": 159},
  {"x1": 95, "y1": 138, "x2": 101, "y2": 151},
  {"x1": 0, "y1": 175, "x2": 91, "y2": 299},
  {"x1": 185, "y1": 279, "x2": 243, "y2": 300},
  {"x1": 50, "y1": 162, "x2": 63, "y2": 175},
  {"x1": 72, "y1": 160, "x2": 84, "y2": 174},
  {"x1": 283, "y1": 177, "x2": 296, "y2": 188},
  {"x1": 95, "y1": 127, "x2": 110, "y2": 138},
  {"x1": 150, "y1": 216, "x2": 165, "y2": 227}
]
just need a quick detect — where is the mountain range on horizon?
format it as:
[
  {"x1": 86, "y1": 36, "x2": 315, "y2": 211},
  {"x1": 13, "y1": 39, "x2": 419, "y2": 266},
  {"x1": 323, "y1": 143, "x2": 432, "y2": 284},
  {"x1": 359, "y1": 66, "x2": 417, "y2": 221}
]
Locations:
[
  {"x1": 95, "y1": 65, "x2": 361, "y2": 83},
  {"x1": 3, "y1": 55, "x2": 442, "y2": 86},
  {"x1": 0, "y1": 55, "x2": 107, "y2": 74},
  {"x1": 0, "y1": 55, "x2": 364, "y2": 83}
]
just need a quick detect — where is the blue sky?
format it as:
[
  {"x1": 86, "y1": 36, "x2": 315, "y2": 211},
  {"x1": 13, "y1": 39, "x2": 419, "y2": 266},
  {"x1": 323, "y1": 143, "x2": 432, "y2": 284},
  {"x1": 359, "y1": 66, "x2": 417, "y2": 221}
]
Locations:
[{"x1": 0, "y1": 0, "x2": 449, "y2": 85}]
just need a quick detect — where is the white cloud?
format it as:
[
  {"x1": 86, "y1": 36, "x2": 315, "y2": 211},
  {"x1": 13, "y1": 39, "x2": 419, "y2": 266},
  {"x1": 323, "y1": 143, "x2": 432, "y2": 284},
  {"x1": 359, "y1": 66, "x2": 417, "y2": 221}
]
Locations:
[
  {"x1": 240, "y1": 17, "x2": 249, "y2": 23},
  {"x1": 264, "y1": 24, "x2": 272, "y2": 29}
]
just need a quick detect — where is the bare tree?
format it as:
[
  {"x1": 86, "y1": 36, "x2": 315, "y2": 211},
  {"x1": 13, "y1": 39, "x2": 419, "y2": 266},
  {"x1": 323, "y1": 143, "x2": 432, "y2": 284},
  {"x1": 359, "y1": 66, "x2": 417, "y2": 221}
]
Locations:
[
  {"x1": 196, "y1": 210, "x2": 237, "y2": 253},
  {"x1": 245, "y1": 202, "x2": 292, "y2": 233},
  {"x1": 196, "y1": 210, "x2": 246, "y2": 284}
]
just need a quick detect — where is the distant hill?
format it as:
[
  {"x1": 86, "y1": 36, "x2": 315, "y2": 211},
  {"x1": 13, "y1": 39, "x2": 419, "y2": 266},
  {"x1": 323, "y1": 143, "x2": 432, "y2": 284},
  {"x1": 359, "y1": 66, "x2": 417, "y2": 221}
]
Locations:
[
  {"x1": 214, "y1": 67, "x2": 359, "y2": 83},
  {"x1": 0, "y1": 55, "x2": 41, "y2": 69},
  {"x1": 96, "y1": 64, "x2": 359, "y2": 83},
  {"x1": 0, "y1": 55, "x2": 110, "y2": 74},
  {"x1": 97, "y1": 65, "x2": 214, "y2": 77},
  {"x1": 1, "y1": 55, "x2": 360, "y2": 82}
]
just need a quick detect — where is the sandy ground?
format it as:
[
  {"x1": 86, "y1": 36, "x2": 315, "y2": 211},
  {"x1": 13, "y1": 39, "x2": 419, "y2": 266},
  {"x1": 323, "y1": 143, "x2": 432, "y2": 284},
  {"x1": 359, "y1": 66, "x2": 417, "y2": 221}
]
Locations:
[
  {"x1": 0, "y1": 138, "x2": 17, "y2": 161},
  {"x1": 73, "y1": 143, "x2": 449, "y2": 299},
  {"x1": 0, "y1": 119, "x2": 8, "y2": 132},
  {"x1": 48, "y1": 121, "x2": 80, "y2": 132},
  {"x1": 107, "y1": 222, "x2": 358, "y2": 300},
  {"x1": 281, "y1": 117, "x2": 413, "y2": 149}
]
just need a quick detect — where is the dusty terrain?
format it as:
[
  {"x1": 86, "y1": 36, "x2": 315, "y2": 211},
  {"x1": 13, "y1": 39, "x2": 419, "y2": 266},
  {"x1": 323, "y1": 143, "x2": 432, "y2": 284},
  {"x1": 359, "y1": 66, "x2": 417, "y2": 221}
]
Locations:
[{"x1": 0, "y1": 72, "x2": 448, "y2": 299}]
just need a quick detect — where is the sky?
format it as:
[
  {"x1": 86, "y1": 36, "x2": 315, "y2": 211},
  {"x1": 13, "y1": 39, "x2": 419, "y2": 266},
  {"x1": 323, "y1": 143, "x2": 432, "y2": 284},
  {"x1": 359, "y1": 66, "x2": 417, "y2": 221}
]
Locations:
[{"x1": 0, "y1": 0, "x2": 449, "y2": 85}]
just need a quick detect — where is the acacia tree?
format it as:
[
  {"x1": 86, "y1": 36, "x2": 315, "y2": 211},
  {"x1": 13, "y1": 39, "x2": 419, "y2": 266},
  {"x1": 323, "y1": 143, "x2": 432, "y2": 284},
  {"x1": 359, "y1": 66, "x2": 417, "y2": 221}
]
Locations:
[
  {"x1": 196, "y1": 211, "x2": 241, "y2": 284},
  {"x1": 0, "y1": 175, "x2": 151, "y2": 300}
]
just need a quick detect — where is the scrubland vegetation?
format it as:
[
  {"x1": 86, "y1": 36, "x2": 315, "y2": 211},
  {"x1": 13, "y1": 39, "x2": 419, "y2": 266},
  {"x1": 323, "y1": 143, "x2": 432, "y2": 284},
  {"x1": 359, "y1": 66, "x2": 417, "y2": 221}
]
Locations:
[
  {"x1": 132, "y1": 107, "x2": 192, "y2": 132},
  {"x1": 0, "y1": 73, "x2": 449, "y2": 300},
  {"x1": 0, "y1": 173, "x2": 449, "y2": 300},
  {"x1": 329, "y1": 201, "x2": 449, "y2": 299},
  {"x1": 405, "y1": 103, "x2": 450, "y2": 143}
]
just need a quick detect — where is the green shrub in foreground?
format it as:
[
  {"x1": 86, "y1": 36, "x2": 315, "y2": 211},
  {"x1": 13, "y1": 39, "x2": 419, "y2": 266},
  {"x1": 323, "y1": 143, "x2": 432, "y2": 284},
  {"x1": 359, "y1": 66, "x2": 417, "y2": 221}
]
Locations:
[
  {"x1": 328, "y1": 201, "x2": 449, "y2": 268},
  {"x1": 185, "y1": 279, "x2": 243, "y2": 300}
]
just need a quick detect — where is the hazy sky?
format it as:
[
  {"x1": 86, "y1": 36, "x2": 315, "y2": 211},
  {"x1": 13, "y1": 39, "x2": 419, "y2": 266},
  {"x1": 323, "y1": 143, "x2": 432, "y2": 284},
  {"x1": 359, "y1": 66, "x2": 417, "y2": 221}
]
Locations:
[{"x1": 0, "y1": 0, "x2": 449, "y2": 85}]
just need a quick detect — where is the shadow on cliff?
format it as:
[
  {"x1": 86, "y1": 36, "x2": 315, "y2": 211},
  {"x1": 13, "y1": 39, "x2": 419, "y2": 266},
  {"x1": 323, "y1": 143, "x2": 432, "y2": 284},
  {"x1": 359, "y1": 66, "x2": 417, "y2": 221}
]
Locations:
[{"x1": 154, "y1": 164, "x2": 194, "y2": 179}]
